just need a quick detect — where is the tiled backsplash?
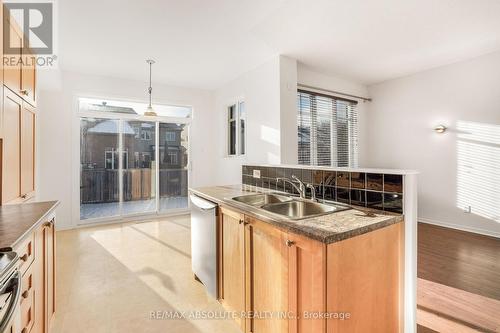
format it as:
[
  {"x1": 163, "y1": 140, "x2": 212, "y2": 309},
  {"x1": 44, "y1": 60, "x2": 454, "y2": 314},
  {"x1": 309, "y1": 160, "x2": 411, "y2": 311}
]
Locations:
[{"x1": 242, "y1": 165, "x2": 404, "y2": 213}]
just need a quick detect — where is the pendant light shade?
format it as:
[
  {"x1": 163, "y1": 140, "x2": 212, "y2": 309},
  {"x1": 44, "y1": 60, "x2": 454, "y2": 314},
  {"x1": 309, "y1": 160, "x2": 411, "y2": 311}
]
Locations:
[{"x1": 144, "y1": 59, "x2": 157, "y2": 116}]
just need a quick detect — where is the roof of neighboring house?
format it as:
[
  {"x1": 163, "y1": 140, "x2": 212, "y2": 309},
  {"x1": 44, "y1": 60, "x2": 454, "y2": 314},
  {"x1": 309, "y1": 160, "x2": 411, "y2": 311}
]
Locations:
[
  {"x1": 83, "y1": 103, "x2": 138, "y2": 114},
  {"x1": 88, "y1": 120, "x2": 136, "y2": 135}
]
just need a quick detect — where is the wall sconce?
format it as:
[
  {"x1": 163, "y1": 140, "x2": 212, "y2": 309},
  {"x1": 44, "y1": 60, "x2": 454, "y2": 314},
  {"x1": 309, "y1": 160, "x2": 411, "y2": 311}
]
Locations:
[{"x1": 434, "y1": 125, "x2": 447, "y2": 133}]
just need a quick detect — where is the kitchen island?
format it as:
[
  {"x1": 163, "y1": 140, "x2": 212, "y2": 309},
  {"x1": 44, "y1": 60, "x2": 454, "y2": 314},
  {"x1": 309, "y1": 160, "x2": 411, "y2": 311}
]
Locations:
[{"x1": 190, "y1": 185, "x2": 404, "y2": 333}]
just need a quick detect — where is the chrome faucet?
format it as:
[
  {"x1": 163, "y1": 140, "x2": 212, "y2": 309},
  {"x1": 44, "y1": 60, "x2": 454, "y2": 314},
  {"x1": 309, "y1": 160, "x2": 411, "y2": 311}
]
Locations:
[
  {"x1": 276, "y1": 175, "x2": 317, "y2": 201},
  {"x1": 306, "y1": 183, "x2": 317, "y2": 202},
  {"x1": 276, "y1": 176, "x2": 305, "y2": 198}
]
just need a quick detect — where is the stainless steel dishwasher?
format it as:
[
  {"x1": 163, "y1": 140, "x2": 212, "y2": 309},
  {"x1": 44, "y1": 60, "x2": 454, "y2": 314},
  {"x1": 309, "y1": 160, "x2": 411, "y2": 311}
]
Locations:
[{"x1": 189, "y1": 194, "x2": 217, "y2": 298}]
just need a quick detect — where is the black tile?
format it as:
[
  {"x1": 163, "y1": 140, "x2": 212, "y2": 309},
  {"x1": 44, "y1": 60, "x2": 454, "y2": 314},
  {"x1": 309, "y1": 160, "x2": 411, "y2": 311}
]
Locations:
[
  {"x1": 242, "y1": 165, "x2": 250, "y2": 176},
  {"x1": 350, "y1": 189, "x2": 366, "y2": 206},
  {"x1": 276, "y1": 178, "x2": 286, "y2": 192},
  {"x1": 262, "y1": 177, "x2": 271, "y2": 189},
  {"x1": 384, "y1": 193, "x2": 403, "y2": 213},
  {"x1": 302, "y1": 169, "x2": 313, "y2": 183},
  {"x1": 384, "y1": 174, "x2": 403, "y2": 193},
  {"x1": 366, "y1": 173, "x2": 383, "y2": 191},
  {"x1": 276, "y1": 168, "x2": 285, "y2": 178},
  {"x1": 315, "y1": 185, "x2": 325, "y2": 200},
  {"x1": 323, "y1": 171, "x2": 336, "y2": 186},
  {"x1": 324, "y1": 186, "x2": 336, "y2": 201},
  {"x1": 260, "y1": 167, "x2": 269, "y2": 178},
  {"x1": 312, "y1": 170, "x2": 324, "y2": 185},
  {"x1": 336, "y1": 172, "x2": 350, "y2": 188},
  {"x1": 253, "y1": 177, "x2": 262, "y2": 187},
  {"x1": 267, "y1": 167, "x2": 277, "y2": 179},
  {"x1": 336, "y1": 187, "x2": 350, "y2": 204},
  {"x1": 366, "y1": 191, "x2": 383, "y2": 210},
  {"x1": 242, "y1": 175, "x2": 252, "y2": 185},
  {"x1": 351, "y1": 172, "x2": 366, "y2": 189}
]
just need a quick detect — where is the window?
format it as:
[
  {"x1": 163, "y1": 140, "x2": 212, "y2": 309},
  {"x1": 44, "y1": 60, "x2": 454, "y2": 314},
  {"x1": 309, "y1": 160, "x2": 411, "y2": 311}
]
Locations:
[
  {"x1": 227, "y1": 100, "x2": 245, "y2": 156},
  {"x1": 297, "y1": 90, "x2": 358, "y2": 167},
  {"x1": 167, "y1": 151, "x2": 178, "y2": 165},
  {"x1": 104, "y1": 149, "x2": 128, "y2": 169},
  {"x1": 166, "y1": 131, "x2": 176, "y2": 142}
]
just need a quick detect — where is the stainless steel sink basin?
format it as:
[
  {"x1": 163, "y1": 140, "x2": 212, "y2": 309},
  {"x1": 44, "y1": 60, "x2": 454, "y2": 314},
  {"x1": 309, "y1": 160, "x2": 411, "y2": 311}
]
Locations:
[
  {"x1": 232, "y1": 193, "x2": 293, "y2": 207},
  {"x1": 261, "y1": 201, "x2": 349, "y2": 220}
]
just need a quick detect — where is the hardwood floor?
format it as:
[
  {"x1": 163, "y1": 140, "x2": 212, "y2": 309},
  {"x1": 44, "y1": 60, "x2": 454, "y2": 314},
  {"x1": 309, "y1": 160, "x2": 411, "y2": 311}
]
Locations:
[{"x1": 417, "y1": 223, "x2": 500, "y2": 333}]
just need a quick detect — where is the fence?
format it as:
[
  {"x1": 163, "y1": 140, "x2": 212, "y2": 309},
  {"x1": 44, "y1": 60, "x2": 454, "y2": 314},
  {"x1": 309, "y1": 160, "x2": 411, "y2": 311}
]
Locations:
[{"x1": 81, "y1": 168, "x2": 187, "y2": 204}]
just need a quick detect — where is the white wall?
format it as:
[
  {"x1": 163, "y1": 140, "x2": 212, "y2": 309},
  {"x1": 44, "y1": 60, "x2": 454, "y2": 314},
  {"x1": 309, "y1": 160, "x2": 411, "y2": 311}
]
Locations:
[
  {"x1": 366, "y1": 51, "x2": 500, "y2": 237},
  {"x1": 37, "y1": 71, "x2": 216, "y2": 230},
  {"x1": 297, "y1": 65, "x2": 371, "y2": 166},
  {"x1": 279, "y1": 56, "x2": 298, "y2": 164},
  {"x1": 214, "y1": 56, "x2": 282, "y2": 184}
]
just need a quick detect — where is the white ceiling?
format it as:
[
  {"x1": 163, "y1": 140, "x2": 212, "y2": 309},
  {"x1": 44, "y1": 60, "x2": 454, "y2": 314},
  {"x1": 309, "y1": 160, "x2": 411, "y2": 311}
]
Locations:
[{"x1": 58, "y1": 0, "x2": 500, "y2": 89}]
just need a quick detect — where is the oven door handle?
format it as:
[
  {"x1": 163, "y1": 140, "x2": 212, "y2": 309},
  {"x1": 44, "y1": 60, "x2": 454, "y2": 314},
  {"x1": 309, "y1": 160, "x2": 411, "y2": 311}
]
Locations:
[{"x1": 0, "y1": 271, "x2": 21, "y2": 332}]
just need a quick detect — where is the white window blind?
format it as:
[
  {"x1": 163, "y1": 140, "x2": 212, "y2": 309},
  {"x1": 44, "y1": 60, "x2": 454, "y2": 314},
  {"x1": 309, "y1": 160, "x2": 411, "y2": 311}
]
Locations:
[{"x1": 297, "y1": 90, "x2": 359, "y2": 167}]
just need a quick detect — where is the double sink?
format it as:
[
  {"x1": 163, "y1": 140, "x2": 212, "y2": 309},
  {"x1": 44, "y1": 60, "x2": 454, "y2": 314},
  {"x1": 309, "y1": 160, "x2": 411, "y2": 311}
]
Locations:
[{"x1": 232, "y1": 193, "x2": 350, "y2": 220}]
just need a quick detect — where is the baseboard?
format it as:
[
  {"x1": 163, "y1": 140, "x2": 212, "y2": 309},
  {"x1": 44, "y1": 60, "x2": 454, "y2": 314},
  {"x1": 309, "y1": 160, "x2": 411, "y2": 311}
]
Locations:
[{"x1": 419, "y1": 217, "x2": 500, "y2": 239}]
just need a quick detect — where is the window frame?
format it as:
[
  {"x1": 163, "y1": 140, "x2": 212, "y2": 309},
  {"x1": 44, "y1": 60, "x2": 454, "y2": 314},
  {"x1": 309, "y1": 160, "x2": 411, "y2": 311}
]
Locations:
[{"x1": 226, "y1": 99, "x2": 246, "y2": 157}]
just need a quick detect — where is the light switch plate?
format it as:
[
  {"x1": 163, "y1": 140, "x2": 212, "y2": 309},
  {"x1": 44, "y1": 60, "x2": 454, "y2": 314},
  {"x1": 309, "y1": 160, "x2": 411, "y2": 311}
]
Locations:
[{"x1": 253, "y1": 170, "x2": 261, "y2": 179}]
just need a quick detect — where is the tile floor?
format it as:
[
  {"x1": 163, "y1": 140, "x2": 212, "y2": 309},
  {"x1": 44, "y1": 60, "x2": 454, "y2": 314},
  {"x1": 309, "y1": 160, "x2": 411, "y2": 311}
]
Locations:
[{"x1": 52, "y1": 215, "x2": 241, "y2": 333}]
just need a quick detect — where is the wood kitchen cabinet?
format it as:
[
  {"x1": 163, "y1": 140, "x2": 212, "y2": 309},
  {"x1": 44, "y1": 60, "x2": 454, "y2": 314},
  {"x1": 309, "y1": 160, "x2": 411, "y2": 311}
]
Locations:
[
  {"x1": 2, "y1": 88, "x2": 22, "y2": 203},
  {"x1": 3, "y1": 10, "x2": 22, "y2": 96},
  {"x1": 244, "y1": 216, "x2": 288, "y2": 333},
  {"x1": 217, "y1": 206, "x2": 403, "y2": 333},
  {"x1": 15, "y1": 216, "x2": 56, "y2": 333},
  {"x1": 218, "y1": 207, "x2": 246, "y2": 331},
  {"x1": 1, "y1": 88, "x2": 35, "y2": 204},
  {"x1": 3, "y1": 8, "x2": 36, "y2": 106},
  {"x1": 287, "y1": 232, "x2": 326, "y2": 333},
  {"x1": 21, "y1": 103, "x2": 35, "y2": 198},
  {"x1": 0, "y1": 2, "x2": 38, "y2": 205}
]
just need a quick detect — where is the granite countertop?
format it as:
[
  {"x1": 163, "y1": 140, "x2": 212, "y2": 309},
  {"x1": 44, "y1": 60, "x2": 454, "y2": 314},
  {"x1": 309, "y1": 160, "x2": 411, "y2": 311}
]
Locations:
[
  {"x1": 0, "y1": 201, "x2": 59, "y2": 249},
  {"x1": 189, "y1": 185, "x2": 403, "y2": 244}
]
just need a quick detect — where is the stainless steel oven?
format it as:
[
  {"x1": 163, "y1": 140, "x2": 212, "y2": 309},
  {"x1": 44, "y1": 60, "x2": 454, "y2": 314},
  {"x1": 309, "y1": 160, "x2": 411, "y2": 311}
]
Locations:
[{"x1": 0, "y1": 251, "x2": 21, "y2": 333}]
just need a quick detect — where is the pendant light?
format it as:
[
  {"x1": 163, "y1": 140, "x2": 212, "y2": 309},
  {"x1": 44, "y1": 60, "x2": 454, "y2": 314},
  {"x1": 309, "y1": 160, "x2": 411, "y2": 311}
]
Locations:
[{"x1": 144, "y1": 59, "x2": 157, "y2": 116}]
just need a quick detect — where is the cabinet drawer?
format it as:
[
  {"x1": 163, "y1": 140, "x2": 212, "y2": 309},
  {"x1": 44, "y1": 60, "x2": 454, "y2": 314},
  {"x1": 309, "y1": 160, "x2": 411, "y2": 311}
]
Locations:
[
  {"x1": 20, "y1": 264, "x2": 35, "y2": 333},
  {"x1": 15, "y1": 233, "x2": 35, "y2": 276}
]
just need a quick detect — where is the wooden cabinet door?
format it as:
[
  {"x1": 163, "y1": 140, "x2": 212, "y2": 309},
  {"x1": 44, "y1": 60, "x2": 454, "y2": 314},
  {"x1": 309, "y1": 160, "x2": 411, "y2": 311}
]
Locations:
[
  {"x1": 21, "y1": 47, "x2": 36, "y2": 106},
  {"x1": 287, "y1": 233, "x2": 326, "y2": 333},
  {"x1": 20, "y1": 103, "x2": 35, "y2": 197},
  {"x1": 2, "y1": 89, "x2": 22, "y2": 203},
  {"x1": 219, "y1": 207, "x2": 246, "y2": 331},
  {"x1": 3, "y1": 13, "x2": 23, "y2": 95},
  {"x1": 244, "y1": 217, "x2": 288, "y2": 333},
  {"x1": 44, "y1": 219, "x2": 56, "y2": 331}
]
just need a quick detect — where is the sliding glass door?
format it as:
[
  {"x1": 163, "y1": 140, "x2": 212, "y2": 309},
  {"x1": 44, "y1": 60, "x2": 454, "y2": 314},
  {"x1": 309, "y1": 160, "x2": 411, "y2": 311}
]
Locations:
[
  {"x1": 159, "y1": 123, "x2": 189, "y2": 212},
  {"x1": 78, "y1": 98, "x2": 191, "y2": 222}
]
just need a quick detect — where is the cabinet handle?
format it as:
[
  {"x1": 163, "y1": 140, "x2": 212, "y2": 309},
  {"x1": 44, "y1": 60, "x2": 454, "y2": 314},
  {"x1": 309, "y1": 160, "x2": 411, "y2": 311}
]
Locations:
[
  {"x1": 285, "y1": 240, "x2": 295, "y2": 247},
  {"x1": 21, "y1": 194, "x2": 27, "y2": 199},
  {"x1": 20, "y1": 89, "x2": 29, "y2": 96},
  {"x1": 43, "y1": 221, "x2": 52, "y2": 228},
  {"x1": 239, "y1": 219, "x2": 244, "y2": 225},
  {"x1": 22, "y1": 290, "x2": 29, "y2": 299},
  {"x1": 20, "y1": 253, "x2": 29, "y2": 262}
]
